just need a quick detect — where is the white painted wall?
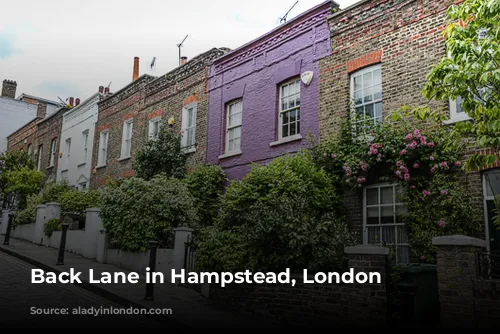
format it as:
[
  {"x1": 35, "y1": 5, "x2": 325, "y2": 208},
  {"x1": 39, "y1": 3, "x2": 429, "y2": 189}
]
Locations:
[
  {"x1": 0, "y1": 97, "x2": 37, "y2": 153},
  {"x1": 56, "y1": 93, "x2": 100, "y2": 189}
]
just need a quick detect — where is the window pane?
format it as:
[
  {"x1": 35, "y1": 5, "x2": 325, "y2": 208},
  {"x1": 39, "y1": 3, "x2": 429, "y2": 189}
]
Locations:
[
  {"x1": 374, "y1": 102, "x2": 382, "y2": 117},
  {"x1": 365, "y1": 104, "x2": 374, "y2": 118},
  {"x1": 233, "y1": 137, "x2": 240, "y2": 150},
  {"x1": 296, "y1": 109, "x2": 300, "y2": 120},
  {"x1": 283, "y1": 112, "x2": 289, "y2": 125},
  {"x1": 233, "y1": 126, "x2": 241, "y2": 139},
  {"x1": 363, "y1": 72, "x2": 371, "y2": 87},
  {"x1": 381, "y1": 186, "x2": 393, "y2": 204},
  {"x1": 366, "y1": 188, "x2": 378, "y2": 205},
  {"x1": 290, "y1": 122, "x2": 296, "y2": 136},
  {"x1": 282, "y1": 124, "x2": 289, "y2": 137},
  {"x1": 355, "y1": 106, "x2": 364, "y2": 118},
  {"x1": 381, "y1": 206, "x2": 394, "y2": 224},
  {"x1": 397, "y1": 246, "x2": 410, "y2": 264},
  {"x1": 367, "y1": 207, "x2": 379, "y2": 224},
  {"x1": 382, "y1": 226, "x2": 395, "y2": 244},
  {"x1": 354, "y1": 75, "x2": 362, "y2": 91},
  {"x1": 290, "y1": 110, "x2": 296, "y2": 123},
  {"x1": 373, "y1": 84, "x2": 382, "y2": 100},
  {"x1": 367, "y1": 227, "x2": 380, "y2": 244},
  {"x1": 363, "y1": 87, "x2": 372, "y2": 103},
  {"x1": 354, "y1": 90, "x2": 363, "y2": 105},
  {"x1": 397, "y1": 225, "x2": 408, "y2": 243},
  {"x1": 373, "y1": 68, "x2": 381, "y2": 85}
]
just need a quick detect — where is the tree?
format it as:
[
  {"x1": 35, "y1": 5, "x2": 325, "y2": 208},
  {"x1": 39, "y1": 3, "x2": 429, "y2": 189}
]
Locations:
[
  {"x1": 421, "y1": 0, "x2": 500, "y2": 171},
  {"x1": 0, "y1": 150, "x2": 44, "y2": 209},
  {"x1": 133, "y1": 125, "x2": 189, "y2": 180}
]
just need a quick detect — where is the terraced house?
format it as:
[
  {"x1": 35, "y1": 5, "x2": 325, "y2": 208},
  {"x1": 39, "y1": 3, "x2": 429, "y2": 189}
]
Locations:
[
  {"x1": 206, "y1": 0, "x2": 337, "y2": 180},
  {"x1": 90, "y1": 48, "x2": 229, "y2": 188},
  {"x1": 318, "y1": 0, "x2": 500, "y2": 261}
]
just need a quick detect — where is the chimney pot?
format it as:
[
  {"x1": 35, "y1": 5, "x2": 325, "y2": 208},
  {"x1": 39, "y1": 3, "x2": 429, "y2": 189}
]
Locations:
[
  {"x1": 99, "y1": 86, "x2": 104, "y2": 93},
  {"x1": 2, "y1": 79, "x2": 17, "y2": 99},
  {"x1": 181, "y1": 56, "x2": 188, "y2": 65},
  {"x1": 133, "y1": 57, "x2": 139, "y2": 81},
  {"x1": 104, "y1": 87, "x2": 110, "y2": 94},
  {"x1": 75, "y1": 98, "x2": 80, "y2": 106},
  {"x1": 69, "y1": 97, "x2": 74, "y2": 106}
]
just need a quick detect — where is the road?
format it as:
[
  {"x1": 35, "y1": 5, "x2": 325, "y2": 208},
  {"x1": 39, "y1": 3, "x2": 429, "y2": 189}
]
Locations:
[{"x1": 0, "y1": 252, "x2": 168, "y2": 328}]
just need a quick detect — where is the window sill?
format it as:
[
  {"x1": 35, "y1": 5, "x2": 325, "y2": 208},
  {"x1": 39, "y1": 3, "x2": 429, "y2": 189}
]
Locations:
[
  {"x1": 118, "y1": 156, "x2": 131, "y2": 162},
  {"x1": 95, "y1": 164, "x2": 107, "y2": 170},
  {"x1": 182, "y1": 147, "x2": 196, "y2": 154},
  {"x1": 60, "y1": 168, "x2": 68, "y2": 173},
  {"x1": 442, "y1": 116, "x2": 471, "y2": 125},
  {"x1": 77, "y1": 162, "x2": 86, "y2": 167},
  {"x1": 218, "y1": 150, "x2": 242, "y2": 160},
  {"x1": 47, "y1": 165, "x2": 54, "y2": 170},
  {"x1": 270, "y1": 134, "x2": 302, "y2": 147}
]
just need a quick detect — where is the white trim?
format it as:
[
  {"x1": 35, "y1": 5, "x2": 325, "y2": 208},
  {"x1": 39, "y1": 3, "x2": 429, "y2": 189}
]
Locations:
[
  {"x1": 270, "y1": 134, "x2": 302, "y2": 147},
  {"x1": 224, "y1": 99, "x2": 243, "y2": 155},
  {"x1": 97, "y1": 130, "x2": 109, "y2": 167},
  {"x1": 49, "y1": 138, "x2": 57, "y2": 167},
  {"x1": 181, "y1": 102, "x2": 197, "y2": 153},
  {"x1": 120, "y1": 118, "x2": 133, "y2": 159},
  {"x1": 82, "y1": 129, "x2": 89, "y2": 164},
  {"x1": 148, "y1": 116, "x2": 161, "y2": 141},
  {"x1": 278, "y1": 77, "x2": 301, "y2": 141},
  {"x1": 443, "y1": 97, "x2": 471, "y2": 124},
  {"x1": 36, "y1": 145, "x2": 43, "y2": 171}
]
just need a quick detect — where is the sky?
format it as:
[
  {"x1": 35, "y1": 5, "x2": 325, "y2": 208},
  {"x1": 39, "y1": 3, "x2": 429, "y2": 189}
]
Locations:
[{"x1": 0, "y1": 0, "x2": 360, "y2": 104}]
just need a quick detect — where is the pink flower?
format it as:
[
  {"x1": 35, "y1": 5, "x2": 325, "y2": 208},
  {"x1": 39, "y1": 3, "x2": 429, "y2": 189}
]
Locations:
[
  {"x1": 455, "y1": 160, "x2": 462, "y2": 167},
  {"x1": 431, "y1": 166, "x2": 438, "y2": 173},
  {"x1": 413, "y1": 163, "x2": 419, "y2": 169},
  {"x1": 429, "y1": 155, "x2": 434, "y2": 161},
  {"x1": 396, "y1": 170, "x2": 402, "y2": 177},
  {"x1": 420, "y1": 255, "x2": 426, "y2": 261},
  {"x1": 439, "y1": 220, "x2": 446, "y2": 228},
  {"x1": 331, "y1": 153, "x2": 337, "y2": 159},
  {"x1": 401, "y1": 166, "x2": 409, "y2": 174},
  {"x1": 440, "y1": 189, "x2": 448, "y2": 195},
  {"x1": 405, "y1": 133, "x2": 413, "y2": 141},
  {"x1": 404, "y1": 173, "x2": 410, "y2": 181},
  {"x1": 439, "y1": 161, "x2": 448, "y2": 168},
  {"x1": 400, "y1": 149, "x2": 407, "y2": 156},
  {"x1": 357, "y1": 177, "x2": 366, "y2": 184},
  {"x1": 396, "y1": 161, "x2": 403, "y2": 166},
  {"x1": 410, "y1": 185, "x2": 416, "y2": 189},
  {"x1": 414, "y1": 129, "x2": 421, "y2": 136},
  {"x1": 423, "y1": 190, "x2": 431, "y2": 197},
  {"x1": 427, "y1": 142, "x2": 435, "y2": 148}
]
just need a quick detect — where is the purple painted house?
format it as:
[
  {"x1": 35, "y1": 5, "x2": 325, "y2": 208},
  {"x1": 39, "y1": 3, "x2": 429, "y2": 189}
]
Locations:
[{"x1": 206, "y1": 0, "x2": 337, "y2": 180}]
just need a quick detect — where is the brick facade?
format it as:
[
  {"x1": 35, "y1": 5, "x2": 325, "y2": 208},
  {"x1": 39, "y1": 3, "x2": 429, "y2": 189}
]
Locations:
[
  {"x1": 317, "y1": 0, "x2": 488, "y2": 241},
  {"x1": 90, "y1": 48, "x2": 229, "y2": 188}
]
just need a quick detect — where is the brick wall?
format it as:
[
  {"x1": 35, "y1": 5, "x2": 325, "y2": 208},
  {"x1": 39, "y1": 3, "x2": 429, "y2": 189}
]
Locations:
[
  {"x1": 6, "y1": 119, "x2": 38, "y2": 153},
  {"x1": 90, "y1": 75, "x2": 155, "y2": 188},
  {"x1": 208, "y1": 245, "x2": 389, "y2": 328}
]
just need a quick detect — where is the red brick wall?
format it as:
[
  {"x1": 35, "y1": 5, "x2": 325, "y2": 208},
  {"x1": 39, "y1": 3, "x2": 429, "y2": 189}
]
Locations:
[
  {"x1": 6, "y1": 119, "x2": 38, "y2": 153},
  {"x1": 35, "y1": 108, "x2": 66, "y2": 180}
]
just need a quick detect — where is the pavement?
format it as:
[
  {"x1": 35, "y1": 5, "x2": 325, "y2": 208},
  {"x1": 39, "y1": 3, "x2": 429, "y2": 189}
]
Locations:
[
  {"x1": 0, "y1": 251, "x2": 166, "y2": 328},
  {"x1": 0, "y1": 237, "x2": 287, "y2": 331}
]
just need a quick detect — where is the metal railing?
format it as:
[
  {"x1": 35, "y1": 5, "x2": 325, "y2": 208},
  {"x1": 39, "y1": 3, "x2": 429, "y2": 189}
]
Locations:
[{"x1": 477, "y1": 251, "x2": 500, "y2": 280}]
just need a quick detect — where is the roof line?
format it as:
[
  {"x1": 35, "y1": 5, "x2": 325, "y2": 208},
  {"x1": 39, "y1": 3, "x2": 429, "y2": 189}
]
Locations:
[
  {"x1": 98, "y1": 73, "x2": 156, "y2": 105},
  {"x1": 16, "y1": 93, "x2": 60, "y2": 105}
]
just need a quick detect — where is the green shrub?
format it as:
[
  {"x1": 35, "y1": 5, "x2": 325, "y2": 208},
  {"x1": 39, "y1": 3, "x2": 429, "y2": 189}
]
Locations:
[
  {"x1": 58, "y1": 188, "x2": 101, "y2": 216},
  {"x1": 185, "y1": 164, "x2": 226, "y2": 226},
  {"x1": 43, "y1": 218, "x2": 62, "y2": 238},
  {"x1": 99, "y1": 174, "x2": 199, "y2": 252}
]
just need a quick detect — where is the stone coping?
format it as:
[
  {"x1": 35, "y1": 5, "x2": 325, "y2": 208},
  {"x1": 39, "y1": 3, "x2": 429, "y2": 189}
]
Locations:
[
  {"x1": 344, "y1": 244, "x2": 389, "y2": 256},
  {"x1": 432, "y1": 235, "x2": 487, "y2": 248}
]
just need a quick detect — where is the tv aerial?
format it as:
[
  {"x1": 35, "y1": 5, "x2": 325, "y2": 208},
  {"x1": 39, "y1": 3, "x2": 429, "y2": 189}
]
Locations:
[
  {"x1": 279, "y1": 1, "x2": 299, "y2": 24},
  {"x1": 150, "y1": 57, "x2": 157, "y2": 73},
  {"x1": 177, "y1": 34, "x2": 188, "y2": 66}
]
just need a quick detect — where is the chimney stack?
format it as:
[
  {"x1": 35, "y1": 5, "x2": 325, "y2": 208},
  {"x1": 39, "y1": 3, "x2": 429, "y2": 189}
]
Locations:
[
  {"x1": 69, "y1": 97, "x2": 74, "y2": 107},
  {"x1": 2, "y1": 79, "x2": 17, "y2": 99},
  {"x1": 99, "y1": 86, "x2": 104, "y2": 94},
  {"x1": 75, "y1": 98, "x2": 80, "y2": 106},
  {"x1": 133, "y1": 57, "x2": 139, "y2": 81},
  {"x1": 180, "y1": 56, "x2": 188, "y2": 65},
  {"x1": 36, "y1": 103, "x2": 47, "y2": 119},
  {"x1": 104, "y1": 87, "x2": 110, "y2": 94}
]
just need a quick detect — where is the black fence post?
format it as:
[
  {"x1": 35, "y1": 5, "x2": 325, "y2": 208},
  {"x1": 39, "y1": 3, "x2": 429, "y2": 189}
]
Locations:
[
  {"x1": 144, "y1": 240, "x2": 158, "y2": 301},
  {"x1": 3, "y1": 213, "x2": 14, "y2": 245},
  {"x1": 56, "y1": 223, "x2": 69, "y2": 265}
]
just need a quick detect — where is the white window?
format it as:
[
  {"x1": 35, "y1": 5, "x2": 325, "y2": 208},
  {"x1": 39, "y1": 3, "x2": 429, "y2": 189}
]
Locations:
[
  {"x1": 279, "y1": 78, "x2": 301, "y2": 140},
  {"x1": 121, "y1": 119, "x2": 133, "y2": 158},
  {"x1": 36, "y1": 145, "x2": 43, "y2": 171},
  {"x1": 350, "y1": 64, "x2": 382, "y2": 131},
  {"x1": 181, "y1": 103, "x2": 197, "y2": 152},
  {"x1": 97, "y1": 130, "x2": 109, "y2": 166},
  {"x1": 82, "y1": 130, "x2": 89, "y2": 162},
  {"x1": 148, "y1": 117, "x2": 161, "y2": 141},
  {"x1": 49, "y1": 138, "x2": 57, "y2": 167},
  {"x1": 79, "y1": 181, "x2": 88, "y2": 190},
  {"x1": 364, "y1": 183, "x2": 409, "y2": 264},
  {"x1": 225, "y1": 99, "x2": 242, "y2": 154}
]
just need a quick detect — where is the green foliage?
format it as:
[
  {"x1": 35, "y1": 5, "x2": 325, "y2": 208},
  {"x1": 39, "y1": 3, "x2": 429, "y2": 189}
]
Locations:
[
  {"x1": 43, "y1": 218, "x2": 62, "y2": 238},
  {"x1": 58, "y1": 189, "x2": 101, "y2": 216},
  {"x1": 421, "y1": 0, "x2": 500, "y2": 171},
  {"x1": 133, "y1": 126, "x2": 189, "y2": 180},
  {"x1": 185, "y1": 164, "x2": 226, "y2": 226},
  {"x1": 99, "y1": 174, "x2": 199, "y2": 253},
  {"x1": 196, "y1": 151, "x2": 356, "y2": 273},
  {"x1": 0, "y1": 150, "x2": 44, "y2": 209},
  {"x1": 311, "y1": 110, "x2": 484, "y2": 263}
]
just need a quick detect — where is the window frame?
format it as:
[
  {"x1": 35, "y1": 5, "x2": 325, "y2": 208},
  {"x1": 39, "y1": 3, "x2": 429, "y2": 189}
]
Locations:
[
  {"x1": 36, "y1": 145, "x2": 43, "y2": 171},
  {"x1": 362, "y1": 182, "x2": 409, "y2": 264},
  {"x1": 225, "y1": 99, "x2": 243, "y2": 155},
  {"x1": 82, "y1": 130, "x2": 89, "y2": 163},
  {"x1": 97, "y1": 130, "x2": 109, "y2": 167},
  {"x1": 49, "y1": 138, "x2": 57, "y2": 167},
  {"x1": 278, "y1": 77, "x2": 301, "y2": 141},
  {"x1": 121, "y1": 118, "x2": 133, "y2": 159},
  {"x1": 148, "y1": 116, "x2": 161, "y2": 141},
  {"x1": 349, "y1": 64, "x2": 383, "y2": 132},
  {"x1": 181, "y1": 102, "x2": 197, "y2": 153}
]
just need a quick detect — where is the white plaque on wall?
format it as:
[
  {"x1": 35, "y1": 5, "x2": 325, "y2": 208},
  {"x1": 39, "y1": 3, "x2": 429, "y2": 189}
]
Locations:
[{"x1": 301, "y1": 71, "x2": 313, "y2": 85}]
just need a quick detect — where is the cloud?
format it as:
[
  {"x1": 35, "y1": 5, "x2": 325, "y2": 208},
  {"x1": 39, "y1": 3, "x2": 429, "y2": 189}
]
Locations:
[
  {"x1": 36, "y1": 81, "x2": 80, "y2": 100},
  {"x1": 0, "y1": 31, "x2": 22, "y2": 59}
]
